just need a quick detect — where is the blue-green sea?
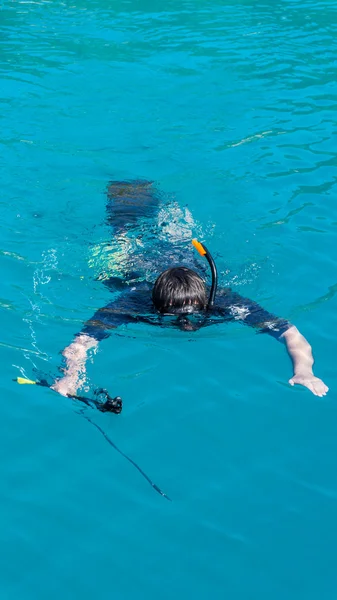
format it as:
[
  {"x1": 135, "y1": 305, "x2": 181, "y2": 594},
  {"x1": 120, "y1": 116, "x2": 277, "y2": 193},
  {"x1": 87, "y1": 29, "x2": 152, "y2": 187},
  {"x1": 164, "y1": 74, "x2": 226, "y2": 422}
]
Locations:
[{"x1": 1, "y1": 1, "x2": 337, "y2": 598}]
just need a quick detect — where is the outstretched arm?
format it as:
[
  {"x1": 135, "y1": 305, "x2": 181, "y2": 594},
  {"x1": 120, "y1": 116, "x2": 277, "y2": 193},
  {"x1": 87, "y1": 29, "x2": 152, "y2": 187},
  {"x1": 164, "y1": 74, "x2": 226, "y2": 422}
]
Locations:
[
  {"x1": 51, "y1": 333, "x2": 99, "y2": 397},
  {"x1": 51, "y1": 303, "x2": 121, "y2": 397},
  {"x1": 281, "y1": 326, "x2": 328, "y2": 397},
  {"x1": 52, "y1": 288, "x2": 139, "y2": 397},
  {"x1": 221, "y1": 290, "x2": 329, "y2": 396}
]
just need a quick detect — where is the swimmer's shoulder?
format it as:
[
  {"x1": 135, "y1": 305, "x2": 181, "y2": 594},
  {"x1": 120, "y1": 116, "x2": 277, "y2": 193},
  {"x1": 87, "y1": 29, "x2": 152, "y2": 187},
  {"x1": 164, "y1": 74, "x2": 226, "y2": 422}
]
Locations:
[
  {"x1": 212, "y1": 286, "x2": 232, "y2": 309},
  {"x1": 103, "y1": 279, "x2": 153, "y2": 314}
]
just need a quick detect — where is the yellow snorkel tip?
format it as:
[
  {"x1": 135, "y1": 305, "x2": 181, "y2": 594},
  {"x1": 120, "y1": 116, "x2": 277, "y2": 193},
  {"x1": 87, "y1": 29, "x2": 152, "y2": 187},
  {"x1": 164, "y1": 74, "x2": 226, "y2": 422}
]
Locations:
[
  {"x1": 16, "y1": 377, "x2": 37, "y2": 385},
  {"x1": 192, "y1": 238, "x2": 206, "y2": 256}
]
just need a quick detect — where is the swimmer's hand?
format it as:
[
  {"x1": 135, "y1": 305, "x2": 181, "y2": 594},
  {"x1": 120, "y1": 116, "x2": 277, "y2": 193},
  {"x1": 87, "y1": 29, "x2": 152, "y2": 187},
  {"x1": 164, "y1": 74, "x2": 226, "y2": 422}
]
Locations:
[
  {"x1": 289, "y1": 373, "x2": 329, "y2": 397},
  {"x1": 51, "y1": 376, "x2": 78, "y2": 397},
  {"x1": 282, "y1": 326, "x2": 328, "y2": 397}
]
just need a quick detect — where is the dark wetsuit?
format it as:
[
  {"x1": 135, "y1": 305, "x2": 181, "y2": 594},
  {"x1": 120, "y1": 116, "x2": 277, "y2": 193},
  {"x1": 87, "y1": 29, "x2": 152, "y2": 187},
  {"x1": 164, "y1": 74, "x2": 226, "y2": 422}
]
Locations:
[
  {"x1": 81, "y1": 181, "x2": 291, "y2": 342},
  {"x1": 81, "y1": 280, "x2": 290, "y2": 341}
]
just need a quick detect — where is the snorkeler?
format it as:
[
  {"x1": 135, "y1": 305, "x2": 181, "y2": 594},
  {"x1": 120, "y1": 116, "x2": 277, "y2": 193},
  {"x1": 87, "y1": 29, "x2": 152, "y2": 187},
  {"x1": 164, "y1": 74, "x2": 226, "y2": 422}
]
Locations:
[{"x1": 52, "y1": 180, "x2": 328, "y2": 400}]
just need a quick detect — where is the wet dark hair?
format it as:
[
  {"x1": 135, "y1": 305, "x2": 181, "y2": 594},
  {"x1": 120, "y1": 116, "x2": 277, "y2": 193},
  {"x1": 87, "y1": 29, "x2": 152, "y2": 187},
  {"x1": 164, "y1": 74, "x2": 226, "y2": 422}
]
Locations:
[{"x1": 152, "y1": 267, "x2": 207, "y2": 314}]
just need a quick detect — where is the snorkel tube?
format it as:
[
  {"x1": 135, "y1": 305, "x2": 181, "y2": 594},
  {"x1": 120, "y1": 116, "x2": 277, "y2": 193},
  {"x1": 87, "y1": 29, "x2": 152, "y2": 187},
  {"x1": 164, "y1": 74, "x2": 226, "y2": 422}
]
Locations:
[{"x1": 192, "y1": 239, "x2": 218, "y2": 308}]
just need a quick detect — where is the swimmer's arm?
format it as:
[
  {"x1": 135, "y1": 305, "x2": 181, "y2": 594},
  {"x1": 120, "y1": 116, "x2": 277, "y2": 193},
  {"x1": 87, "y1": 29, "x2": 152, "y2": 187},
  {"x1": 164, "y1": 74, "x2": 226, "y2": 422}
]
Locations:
[
  {"x1": 280, "y1": 326, "x2": 328, "y2": 397},
  {"x1": 51, "y1": 333, "x2": 99, "y2": 397},
  {"x1": 52, "y1": 302, "x2": 128, "y2": 397},
  {"x1": 221, "y1": 290, "x2": 329, "y2": 396}
]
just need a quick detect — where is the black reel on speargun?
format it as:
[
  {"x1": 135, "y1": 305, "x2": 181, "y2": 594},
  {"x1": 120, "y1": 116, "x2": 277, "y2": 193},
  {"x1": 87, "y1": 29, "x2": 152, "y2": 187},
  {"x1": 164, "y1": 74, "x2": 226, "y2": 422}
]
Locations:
[
  {"x1": 93, "y1": 388, "x2": 122, "y2": 413},
  {"x1": 14, "y1": 377, "x2": 122, "y2": 414}
]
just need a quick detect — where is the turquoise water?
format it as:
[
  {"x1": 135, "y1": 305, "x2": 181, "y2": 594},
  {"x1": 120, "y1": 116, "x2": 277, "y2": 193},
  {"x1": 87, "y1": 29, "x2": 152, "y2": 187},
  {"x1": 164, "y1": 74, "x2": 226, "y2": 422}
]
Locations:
[{"x1": 1, "y1": 0, "x2": 337, "y2": 597}]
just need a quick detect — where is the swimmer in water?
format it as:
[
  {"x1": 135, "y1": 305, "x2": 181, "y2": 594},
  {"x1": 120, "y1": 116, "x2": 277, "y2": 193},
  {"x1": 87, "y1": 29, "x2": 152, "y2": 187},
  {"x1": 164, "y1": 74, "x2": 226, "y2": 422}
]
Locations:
[{"x1": 52, "y1": 180, "x2": 328, "y2": 399}]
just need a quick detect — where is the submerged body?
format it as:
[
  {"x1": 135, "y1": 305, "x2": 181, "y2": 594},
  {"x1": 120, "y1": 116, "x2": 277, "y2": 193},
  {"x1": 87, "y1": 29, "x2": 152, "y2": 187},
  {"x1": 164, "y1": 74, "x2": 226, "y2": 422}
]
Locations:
[
  {"x1": 53, "y1": 180, "x2": 328, "y2": 399},
  {"x1": 81, "y1": 280, "x2": 290, "y2": 339}
]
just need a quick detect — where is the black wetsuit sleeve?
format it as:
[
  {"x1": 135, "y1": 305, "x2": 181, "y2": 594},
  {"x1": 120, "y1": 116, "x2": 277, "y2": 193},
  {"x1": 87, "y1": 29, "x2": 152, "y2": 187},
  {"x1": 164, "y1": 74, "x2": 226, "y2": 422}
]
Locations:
[
  {"x1": 219, "y1": 290, "x2": 291, "y2": 340},
  {"x1": 80, "y1": 302, "x2": 137, "y2": 341},
  {"x1": 79, "y1": 282, "x2": 153, "y2": 342}
]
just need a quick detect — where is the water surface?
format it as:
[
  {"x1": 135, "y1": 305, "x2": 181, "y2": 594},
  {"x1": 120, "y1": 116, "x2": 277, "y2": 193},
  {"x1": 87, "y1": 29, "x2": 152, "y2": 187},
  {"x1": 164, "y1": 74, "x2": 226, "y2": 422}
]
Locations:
[{"x1": 1, "y1": 1, "x2": 337, "y2": 598}]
